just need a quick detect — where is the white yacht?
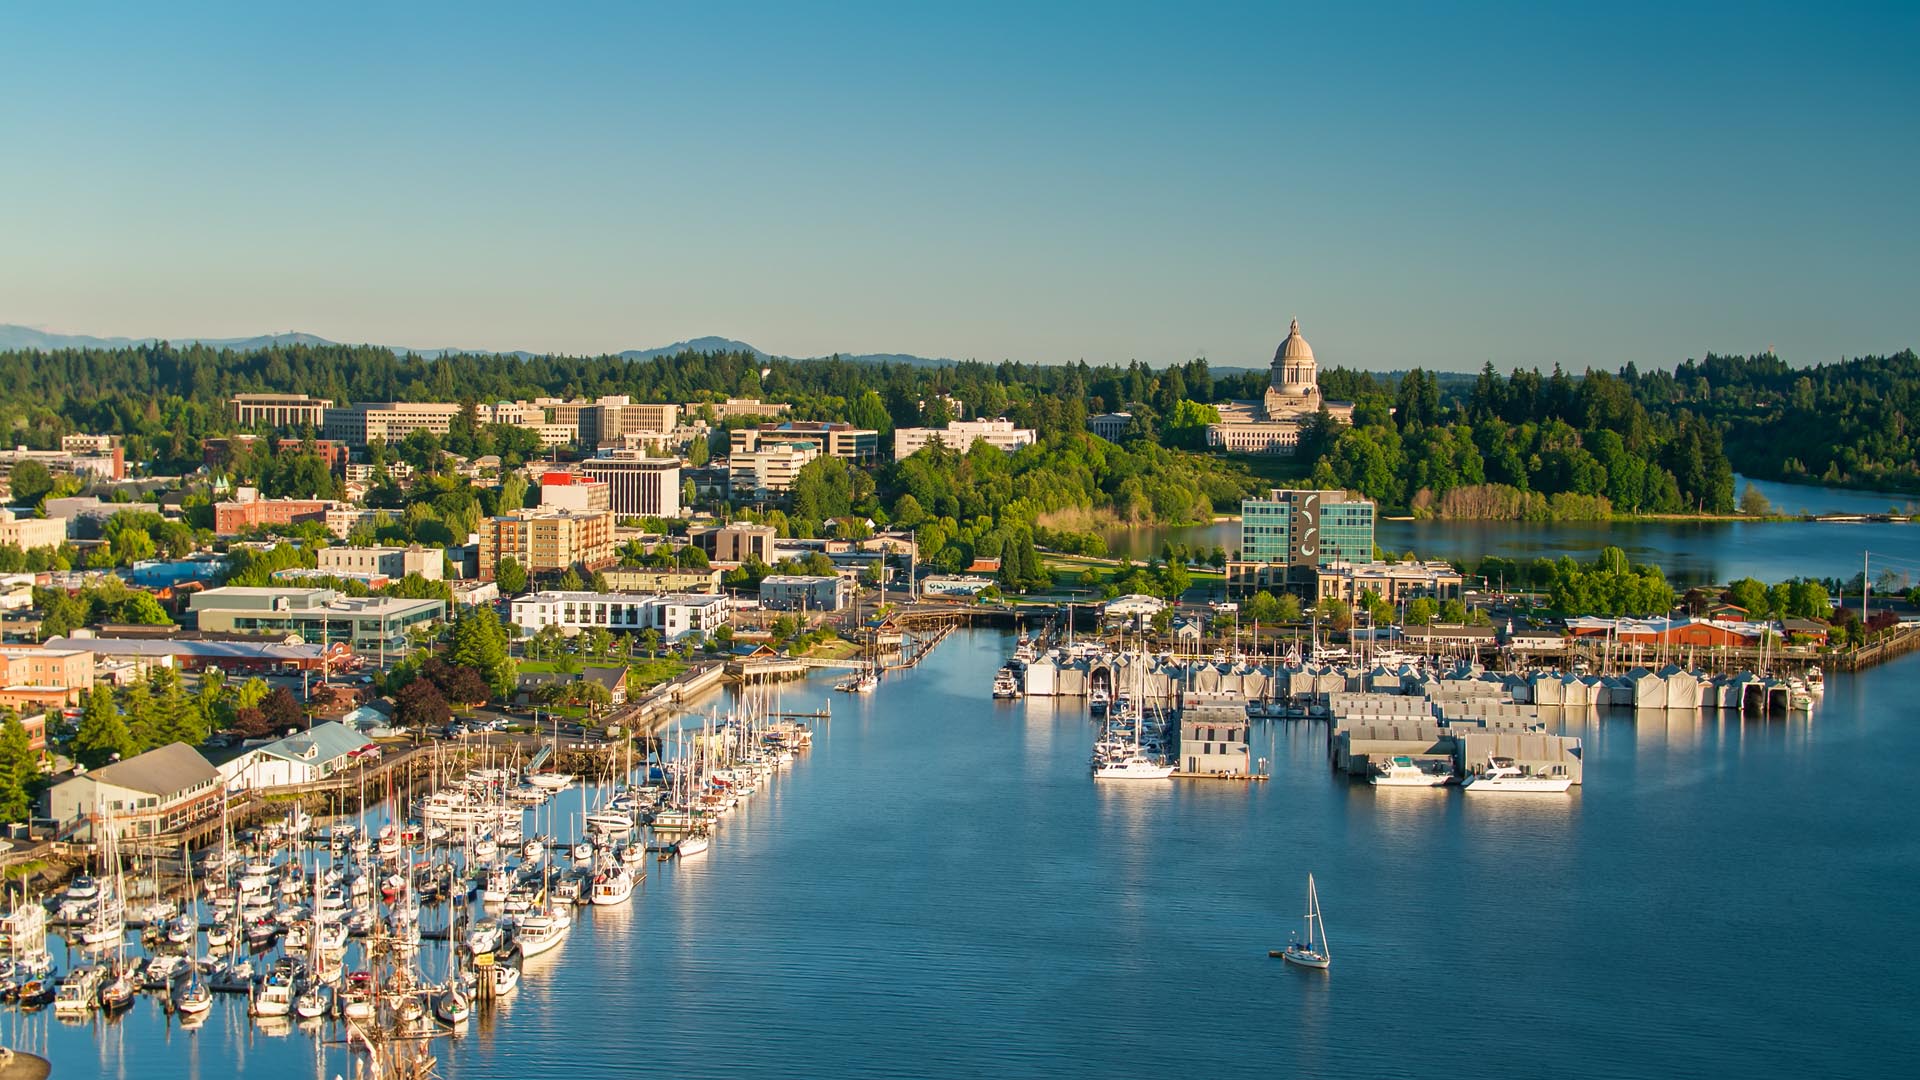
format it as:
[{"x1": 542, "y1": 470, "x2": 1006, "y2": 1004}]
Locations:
[
  {"x1": 526, "y1": 772, "x2": 575, "y2": 792},
  {"x1": 1462, "y1": 756, "x2": 1573, "y2": 794},
  {"x1": 1369, "y1": 755, "x2": 1453, "y2": 787},
  {"x1": 674, "y1": 832, "x2": 710, "y2": 858},
  {"x1": 834, "y1": 669, "x2": 879, "y2": 694},
  {"x1": 589, "y1": 864, "x2": 636, "y2": 906},
  {"x1": 515, "y1": 909, "x2": 572, "y2": 958},
  {"x1": 992, "y1": 668, "x2": 1021, "y2": 699},
  {"x1": 1092, "y1": 754, "x2": 1175, "y2": 780},
  {"x1": 54, "y1": 965, "x2": 103, "y2": 1014}
]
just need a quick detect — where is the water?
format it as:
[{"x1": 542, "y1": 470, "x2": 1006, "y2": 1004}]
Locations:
[
  {"x1": 17, "y1": 632, "x2": 1919, "y2": 1079},
  {"x1": 1101, "y1": 476, "x2": 1918, "y2": 586}
]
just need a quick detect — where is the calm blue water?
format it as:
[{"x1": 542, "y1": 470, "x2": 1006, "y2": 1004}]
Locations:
[
  {"x1": 14, "y1": 632, "x2": 1919, "y2": 1079},
  {"x1": 1103, "y1": 477, "x2": 1918, "y2": 586}
]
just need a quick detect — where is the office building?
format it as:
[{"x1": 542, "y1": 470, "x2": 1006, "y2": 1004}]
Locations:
[
  {"x1": 758, "y1": 574, "x2": 852, "y2": 612},
  {"x1": 892, "y1": 419, "x2": 1037, "y2": 461},
  {"x1": 0, "y1": 509, "x2": 68, "y2": 550},
  {"x1": 230, "y1": 393, "x2": 333, "y2": 430},
  {"x1": 538, "y1": 473, "x2": 613, "y2": 513},
  {"x1": 688, "y1": 524, "x2": 776, "y2": 565},
  {"x1": 317, "y1": 544, "x2": 445, "y2": 582},
  {"x1": 730, "y1": 444, "x2": 819, "y2": 498},
  {"x1": 1227, "y1": 489, "x2": 1376, "y2": 594},
  {"x1": 578, "y1": 454, "x2": 682, "y2": 517},
  {"x1": 322, "y1": 402, "x2": 464, "y2": 447},
  {"x1": 190, "y1": 586, "x2": 445, "y2": 651},
  {"x1": 731, "y1": 422, "x2": 878, "y2": 465}
]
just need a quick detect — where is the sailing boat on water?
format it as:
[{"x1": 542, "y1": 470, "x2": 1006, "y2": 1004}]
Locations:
[{"x1": 1270, "y1": 873, "x2": 1331, "y2": 969}]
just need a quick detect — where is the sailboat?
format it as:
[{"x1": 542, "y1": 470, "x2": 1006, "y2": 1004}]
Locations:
[{"x1": 1270, "y1": 873, "x2": 1331, "y2": 969}]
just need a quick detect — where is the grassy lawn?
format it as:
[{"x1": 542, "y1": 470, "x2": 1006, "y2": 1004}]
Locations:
[
  {"x1": 801, "y1": 639, "x2": 861, "y2": 660},
  {"x1": 626, "y1": 658, "x2": 689, "y2": 689}
]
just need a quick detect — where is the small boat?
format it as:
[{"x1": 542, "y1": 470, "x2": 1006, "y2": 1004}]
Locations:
[
  {"x1": 295, "y1": 983, "x2": 333, "y2": 1020},
  {"x1": 526, "y1": 772, "x2": 575, "y2": 792},
  {"x1": 487, "y1": 962, "x2": 520, "y2": 996},
  {"x1": 339, "y1": 972, "x2": 376, "y2": 1020},
  {"x1": 1092, "y1": 753, "x2": 1174, "y2": 780},
  {"x1": 834, "y1": 669, "x2": 879, "y2": 694},
  {"x1": 1088, "y1": 688, "x2": 1111, "y2": 717},
  {"x1": 141, "y1": 953, "x2": 191, "y2": 988},
  {"x1": 19, "y1": 976, "x2": 57, "y2": 1009},
  {"x1": 1369, "y1": 755, "x2": 1453, "y2": 787},
  {"x1": 54, "y1": 966, "x2": 103, "y2": 1014},
  {"x1": 515, "y1": 911, "x2": 571, "y2": 958},
  {"x1": 590, "y1": 865, "x2": 636, "y2": 906},
  {"x1": 1271, "y1": 873, "x2": 1332, "y2": 970},
  {"x1": 434, "y1": 986, "x2": 471, "y2": 1024},
  {"x1": 97, "y1": 967, "x2": 138, "y2": 1012},
  {"x1": 992, "y1": 668, "x2": 1022, "y2": 700},
  {"x1": 465, "y1": 918, "x2": 504, "y2": 956},
  {"x1": 175, "y1": 976, "x2": 213, "y2": 1017},
  {"x1": 1462, "y1": 755, "x2": 1573, "y2": 795},
  {"x1": 674, "y1": 832, "x2": 710, "y2": 858}
]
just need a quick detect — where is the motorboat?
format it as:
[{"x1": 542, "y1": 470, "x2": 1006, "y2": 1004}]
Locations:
[
  {"x1": 487, "y1": 962, "x2": 520, "y2": 996},
  {"x1": 340, "y1": 972, "x2": 376, "y2": 1021},
  {"x1": 465, "y1": 918, "x2": 504, "y2": 956},
  {"x1": 590, "y1": 865, "x2": 636, "y2": 906},
  {"x1": 252, "y1": 976, "x2": 296, "y2": 1018},
  {"x1": 54, "y1": 965, "x2": 104, "y2": 1014},
  {"x1": 1088, "y1": 688, "x2": 1111, "y2": 717},
  {"x1": 992, "y1": 668, "x2": 1022, "y2": 699},
  {"x1": 526, "y1": 771, "x2": 575, "y2": 792},
  {"x1": 1369, "y1": 755, "x2": 1454, "y2": 788},
  {"x1": 141, "y1": 953, "x2": 191, "y2": 988},
  {"x1": 1462, "y1": 755, "x2": 1574, "y2": 795},
  {"x1": 1092, "y1": 754, "x2": 1174, "y2": 780},
  {"x1": 514, "y1": 911, "x2": 571, "y2": 958},
  {"x1": 834, "y1": 670, "x2": 879, "y2": 694}
]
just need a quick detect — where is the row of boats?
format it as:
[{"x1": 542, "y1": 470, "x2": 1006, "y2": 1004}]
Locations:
[
  {"x1": 2, "y1": 710, "x2": 818, "y2": 1054},
  {"x1": 1368, "y1": 754, "x2": 1576, "y2": 793}
]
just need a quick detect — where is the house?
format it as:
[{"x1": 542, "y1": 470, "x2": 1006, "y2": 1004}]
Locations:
[
  {"x1": 340, "y1": 700, "x2": 401, "y2": 739},
  {"x1": 219, "y1": 722, "x2": 372, "y2": 791},
  {"x1": 44, "y1": 742, "x2": 223, "y2": 840},
  {"x1": 1102, "y1": 594, "x2": 1166, "y2": 629}
]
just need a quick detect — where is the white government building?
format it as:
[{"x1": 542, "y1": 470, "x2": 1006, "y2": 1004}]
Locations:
[
  {"x1": 892, "y1": 418, "x2": 1038, "y2": 461},
  {"x1": 1206, "y1": 319, "x2": 1355, "y2": 454}
]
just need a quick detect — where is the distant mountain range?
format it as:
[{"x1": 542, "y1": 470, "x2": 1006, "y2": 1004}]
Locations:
[{"x1": 0, "y1": 324, "x2": 957, "y2": 368}]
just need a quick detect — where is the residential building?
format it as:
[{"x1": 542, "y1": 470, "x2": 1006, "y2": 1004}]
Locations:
[
  {"x1": 0, "y1": 509, "x2": 68, "y2": 550},
  {"x1": 578, "y1": 454, "x2": 682, "y2": 517},
  {"x1": 1177, "y1": 715, "x2": 1252, "y2": 775},
  {"x1": 0, "y1": 444, "x2": 124, "y2": 482},
  {"x1": 731, "y1": 421, "x2": 879, "y2": 465},
  {"x1": 1087, "y1": 412, "x2": 1133, "y2": 441},
  {"x1": 478, "y1": 508, "x2": 616, "y2": 579},
  {"x1": 1227, "y1": 489, "x2": 1377, "y2": 594},
  {"x1": 1204, "y1": 319, "x2": 1358, "y2": 454},
  {"x1": 189, "y1": 587, "x2": 445, "y2": 651},
  {"x1": 322, "y1": 402, "x2": 464, "y2": 446},
  {"x1": 538, "y1": 473, "x2": 613, "y2": 513},
  {"x1": 318, "y1": 544, "x2": 445, "y2": 582},
  {"x1": 0, "y1": 645, "x2": 94, "y2": 707},
  {"x1": 758, "y1": 575, "x2": 851, "y2": 612},
  {"x1": 219, "y1": 722, "x2": 371, "y2": 791},
  {"x1": 729, "y1": 444, "x2": 818, "y2": 498},
  {"x1": 602, "y1": 568, "x2": 724, "y2": 594},
  {"x1": 688, "y1": 524, "x2": 776, "y2": 565},
  {"x1": 230, "y1": 393, "x2": 333, "y2": 429},
  {"x1": 44, "y1": 742, "x2": 223, "y2": 840},
  {"x1": 892, "y1": 419, "x2": 1037, "y2": 461},
  {"x1": 508, "y1": 590, "x2": 730, "y2": 640},
  {"x1": 1314, "y1": 561, "x2": 1465, "y2": 607}
]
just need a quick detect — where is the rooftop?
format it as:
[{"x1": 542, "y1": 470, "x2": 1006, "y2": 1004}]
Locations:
[{"x1": 81, "y1": 742, "x2": 218, "y2": 797}]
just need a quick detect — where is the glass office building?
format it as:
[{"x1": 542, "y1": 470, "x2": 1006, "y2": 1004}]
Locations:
[{"x1": 1231, "y1": 489, "x2": 1376, "y2": 593}]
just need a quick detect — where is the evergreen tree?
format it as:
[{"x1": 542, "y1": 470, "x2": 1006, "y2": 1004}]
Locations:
[
  {"x1": 0, "y1": 711, "x2": 37, "y2": 823},
  {"x1": 72, "y1": 685, "x2": 136, "y2": 767},
  {"x1": 448, "y1": 606, "x2": 515, "y2": 697}
]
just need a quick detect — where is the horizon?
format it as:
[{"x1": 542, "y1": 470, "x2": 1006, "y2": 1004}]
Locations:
[{"x1": 3, "y1": 3, "x2": 1916, "y2": 371}]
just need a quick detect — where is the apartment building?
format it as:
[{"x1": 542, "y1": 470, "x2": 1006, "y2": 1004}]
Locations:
[
  {"x1": 508, "y1": 590, "x2": 731, "y2": 640},
  {"x1": 478, "y1": 508, "x2": 616, "y2": 579},
  {"x1": 729, "y1": 444, "x2": 819, "y2": 498}
]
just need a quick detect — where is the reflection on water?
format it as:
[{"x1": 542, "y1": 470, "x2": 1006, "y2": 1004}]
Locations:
[{"x1": 24, "y1": 634, "x2": 1920, "y2": 1080}]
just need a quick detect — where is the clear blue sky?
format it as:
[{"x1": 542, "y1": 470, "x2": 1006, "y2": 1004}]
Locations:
[{"x1": 2, "y1": 2, "x2": 1914, "y2": 371}]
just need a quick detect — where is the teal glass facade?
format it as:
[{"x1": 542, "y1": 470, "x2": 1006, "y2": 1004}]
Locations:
[{"x1": 1239, "y1": 490, "x2": 1375, "y2": 566}]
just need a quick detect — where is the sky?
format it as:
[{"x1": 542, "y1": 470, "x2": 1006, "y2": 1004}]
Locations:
[{"x1": 1, "y1": 2, "x2": 1915, "y2": 372}]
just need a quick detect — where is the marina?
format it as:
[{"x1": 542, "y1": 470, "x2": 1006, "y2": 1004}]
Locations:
[{"x1": 4, "y1": 630, "x2": 1916, "y2": 1079}]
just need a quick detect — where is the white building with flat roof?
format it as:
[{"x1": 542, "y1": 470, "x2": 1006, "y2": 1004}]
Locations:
[
  {"x1": 892, "y1": 419, "x2": 1037, "y2": 461},
  {"x1": 508, "y1": 590, "x2": 730, "y2": 640}
]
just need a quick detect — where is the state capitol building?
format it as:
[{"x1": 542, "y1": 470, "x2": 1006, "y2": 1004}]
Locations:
[{"x1": 1205, "y1": 318, "x2": 1354, "y2": 454}]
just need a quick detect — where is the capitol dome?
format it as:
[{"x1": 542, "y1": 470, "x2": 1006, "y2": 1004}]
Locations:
[{"x1": 1273, "y1": 317, "x2": 1314, "y2": 366}]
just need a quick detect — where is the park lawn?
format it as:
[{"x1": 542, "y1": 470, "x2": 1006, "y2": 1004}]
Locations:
[
  {"x1": 626, "y1": 657, "x2": 688, "y2": 689},
  {"x1": 801, "y1": 639, "x2": 861, "y2": 660}
]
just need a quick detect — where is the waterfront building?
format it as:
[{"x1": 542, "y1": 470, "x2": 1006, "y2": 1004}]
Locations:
[
  {"x1": 318, "y1": 544, "x2": 445, "y2": 581},
  {"x1": 1176, "y1": 715, "x2": 1252, "y2": 775},
  {"x1": 731, "y1": 421, "x2": 878, "y2": 465},
  {"x1": 478, "y1": 507, "x2": 616, "y2": 579},
  {"x1": 1205, "y1": 319, "x2": 1356, "y2": 454},
  {"x1": 689, "y1": 524, "x2": 777, "y2": 564},
  {"x1": 508, "y1": 590, "x2": 731, "y2": 639},
  {"x1": 1101, "y1": 593, "x2": 1167, "y2": 629},
  {"x1": 321, "y1": 402, "x2": 464, "y2": 446},
  {"x1": 539, "y1": 472, "x2": 613, "y2": 513},
  {"x1": 730, "y1": 444, "x2": 819, "y2": 498},
  {"x1": 218, "y1": 721, "x2": 371, "y2": 791},
  {"x1": 892, "y1": 418, "x2": 1037, "y2": 461},
  {"x1": 189, "y1": 587, "x2": 445, "y2": 651},
  {"x1": 1227, "y1": 489, "x2": 1376, "y2": 595},
  {"x1": 1087, "y1": 412, "x2": 1134, "y2": 442},
  {"x1": 578, "y1": 454, "x2": 682, "y2": 517},
  {"x1": 1563, "y1": 616, "x2": 1803, "y2": 648},
  {"x1": 758, "y1": 574, "x2": 851, "y2": 612},
  {"x1": 229, "y1": 392, "x2": 332, "y2": 429},
  {"x1": 43, "y1": 742, "x2": 222, "y2": 841},
  {"x1": 1314, "y1": 560, "x2": 1464, "y2": 606},
  {"x1": 0, "y1": 509, "x2": 68, "y2": 550}
]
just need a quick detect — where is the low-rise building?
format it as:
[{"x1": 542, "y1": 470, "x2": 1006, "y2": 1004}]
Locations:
[
  {"x1": 729, "y1": 444, "x2": 818, "y2": 498},
  {"x1": 1314, "y1": 561, "x2": 1465, "y2": 606},
  {"x1": 538, "y1": 472, "x2": 613, "y2": 513},
  {"x1": 601, "y1": 567, "x2": 724, "y2": 594},
  {"x1": 892, "y1": 419, "x2": 1037, "y2": 461},
  {"x1": 1102, "y1": 593, "x2": 1166, "y2": 628},
  {"x1": 1087, "y1": 412, "x2": 1133, "y2": 441},
  {"x1": 46, "y1": 633, "x2": 350, "y2": 674},
  {"x1": 731, "y1": 422, "x2": 878, "y2": 465},
  {"x1": 189, "y1": 587, "x2": 445, "y2": 652},
  {"x1": 1176, "y1": 714, "x2": 1252, "y2": 776},
  {"x1": 44, "y1": 742, "x2": 223, "y2": 840},
  {"x1": 758, "y1": 575, "x2": 851, "y2": 612},
  {"x1": 212, "y1": 490, "x2": 336, "y2": 535},
  {"x1": 318, "y1": 544, "x2": 444, "y2": 582},
  {"x1": 0, "y1": 509, "x2": 68, "y2": 550},
  {"x1": 920, "y1": 575, "x2": 996, "y2": 597},
  {"x1": 0, "y1": 645, "x2": 94, "y2": 706},
  {"x1": 219, "y1": 722, "x2": 371, "y2": 791},
  {"x1": 688, "y1": 524, "x2": 776, "y2": 565},
  {"x1": 508, "y1": 591, "x2": 731, "y2": 640}
]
